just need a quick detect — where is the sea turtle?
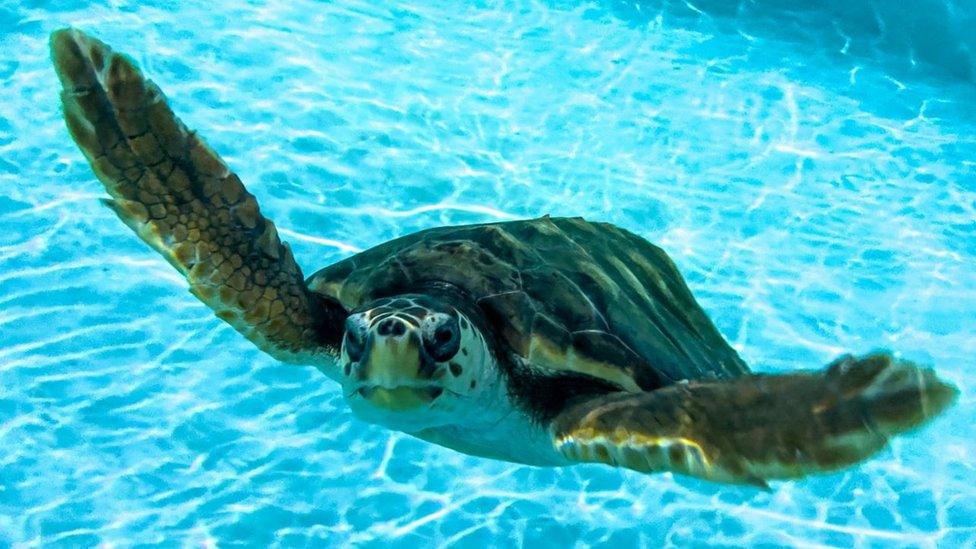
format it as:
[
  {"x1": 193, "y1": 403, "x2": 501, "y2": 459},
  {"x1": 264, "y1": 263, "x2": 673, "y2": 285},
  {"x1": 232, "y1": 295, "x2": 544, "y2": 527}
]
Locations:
[{"x1": 51, "y1": 28, "x2": 958, "y2": 487}]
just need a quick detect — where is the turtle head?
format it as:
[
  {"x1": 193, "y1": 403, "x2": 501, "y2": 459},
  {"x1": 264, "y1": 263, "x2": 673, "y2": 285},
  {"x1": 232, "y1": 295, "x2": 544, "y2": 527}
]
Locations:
[{"x1": 339, "y1": 293, "x2": 495, "y2": 431}]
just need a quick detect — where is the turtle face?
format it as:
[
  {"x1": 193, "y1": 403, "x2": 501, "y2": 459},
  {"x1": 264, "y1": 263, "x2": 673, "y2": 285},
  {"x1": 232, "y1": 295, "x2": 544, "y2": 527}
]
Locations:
[{"x1": 339, "y1": 294, "x2": 495, "y2": 432}]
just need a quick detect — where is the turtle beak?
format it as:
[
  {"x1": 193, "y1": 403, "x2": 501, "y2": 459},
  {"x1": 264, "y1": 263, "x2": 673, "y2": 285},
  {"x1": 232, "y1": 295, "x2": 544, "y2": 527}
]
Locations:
[{"x1": 348, "y1": 317, "x2": 442, "y2": 411}]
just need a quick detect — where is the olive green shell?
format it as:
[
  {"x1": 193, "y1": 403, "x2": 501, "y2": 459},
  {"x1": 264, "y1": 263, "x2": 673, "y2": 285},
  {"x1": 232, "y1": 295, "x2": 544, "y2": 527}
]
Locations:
[{"x1": 307, "y1": 216, "x2": 748, "y2": 391}]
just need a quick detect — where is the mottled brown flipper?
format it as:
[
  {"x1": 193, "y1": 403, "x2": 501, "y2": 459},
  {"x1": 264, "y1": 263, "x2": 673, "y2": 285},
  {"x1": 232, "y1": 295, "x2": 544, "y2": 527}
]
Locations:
[
  {"x1": 552, "y1": 353, "x2": 958, "y2": 487},
  {"x1": 51, "y1": 28, "x2": 345, "y2": 364}
]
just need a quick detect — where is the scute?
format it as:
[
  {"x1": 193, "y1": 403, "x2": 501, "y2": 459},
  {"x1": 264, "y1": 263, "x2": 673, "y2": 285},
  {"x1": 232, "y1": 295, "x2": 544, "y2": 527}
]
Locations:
[{"x1": 307, "y1": 216, "x2": 748, "y2": 391}]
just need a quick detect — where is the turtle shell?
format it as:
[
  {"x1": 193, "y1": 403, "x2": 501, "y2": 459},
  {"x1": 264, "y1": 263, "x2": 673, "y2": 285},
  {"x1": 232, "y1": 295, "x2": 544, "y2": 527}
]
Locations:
[{"x1": 307, "y1": 216, "x2": 748, "y2": 392}]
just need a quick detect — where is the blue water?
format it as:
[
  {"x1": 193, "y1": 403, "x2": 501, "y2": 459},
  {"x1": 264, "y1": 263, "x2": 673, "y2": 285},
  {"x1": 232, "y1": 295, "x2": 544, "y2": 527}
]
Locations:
[{"x1": 1, "y1": 0, "x2": 975, "y2": 546}]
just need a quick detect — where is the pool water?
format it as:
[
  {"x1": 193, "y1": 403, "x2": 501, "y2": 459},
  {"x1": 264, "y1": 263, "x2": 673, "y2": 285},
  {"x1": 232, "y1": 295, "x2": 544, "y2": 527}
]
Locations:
[{"x1": 1, "y1": 0, "x2": 974, "y2": 546}]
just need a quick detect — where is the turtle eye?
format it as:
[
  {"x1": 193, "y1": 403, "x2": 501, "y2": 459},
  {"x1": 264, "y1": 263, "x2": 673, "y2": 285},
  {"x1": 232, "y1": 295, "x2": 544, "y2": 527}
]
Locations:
[
  {"x1": 422, "y1": 314, "x2": 460, "y2": 362},
  {"x1": 343, "y1": 316, "x2": 366, "y2": 362}
]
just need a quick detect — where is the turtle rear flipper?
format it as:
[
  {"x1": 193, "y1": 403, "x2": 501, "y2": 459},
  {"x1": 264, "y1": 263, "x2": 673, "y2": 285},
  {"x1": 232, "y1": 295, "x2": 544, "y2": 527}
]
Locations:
[
  {"x1": 551, "y1": 352, "x2": 958, "y2": 487},
  {"x1": 51, "y1": 28, "x2": 346, "y2": 364}
]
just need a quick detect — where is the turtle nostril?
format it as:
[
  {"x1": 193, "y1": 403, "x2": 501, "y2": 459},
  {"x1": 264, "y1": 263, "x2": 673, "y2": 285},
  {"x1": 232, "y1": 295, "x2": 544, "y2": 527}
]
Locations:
[
  {"x1": 392, "y1": 321, "x2": 406, "y2": 336},
  {"x1": 377, "y1": 317, "x2": 407, "y2": 337}
]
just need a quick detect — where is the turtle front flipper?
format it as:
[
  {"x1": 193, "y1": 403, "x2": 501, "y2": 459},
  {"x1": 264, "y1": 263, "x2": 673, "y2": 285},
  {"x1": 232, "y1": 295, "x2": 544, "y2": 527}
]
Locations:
[
  {"x1": 551, "y1": 353, "x2": 958, "y2": 487},
  {"x1": 51, "y1": 28, "x2": 346, "y2": 364}
]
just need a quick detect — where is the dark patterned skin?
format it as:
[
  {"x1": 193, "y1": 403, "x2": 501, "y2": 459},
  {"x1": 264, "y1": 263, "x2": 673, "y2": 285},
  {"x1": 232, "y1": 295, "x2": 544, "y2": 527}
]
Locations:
[{"x1": 53, "y1": 28, "x2": 959, "y2": 486}]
